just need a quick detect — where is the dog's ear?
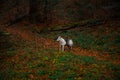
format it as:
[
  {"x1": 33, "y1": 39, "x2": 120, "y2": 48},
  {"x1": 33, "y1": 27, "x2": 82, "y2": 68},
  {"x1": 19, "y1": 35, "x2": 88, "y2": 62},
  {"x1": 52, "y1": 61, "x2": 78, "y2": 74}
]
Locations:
[{"x1": 59, "y1": 36, "x2": 61, "y2": 38}]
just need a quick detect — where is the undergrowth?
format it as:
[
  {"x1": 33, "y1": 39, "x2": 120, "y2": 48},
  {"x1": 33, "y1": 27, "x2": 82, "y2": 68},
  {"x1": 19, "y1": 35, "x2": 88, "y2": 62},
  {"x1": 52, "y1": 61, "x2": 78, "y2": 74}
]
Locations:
[
  {"x1": 40, "y1": 24, "x2": 120, "y2": 54},
  {"x1": 0, "y1": 48, "x2": 119, "y2": 80},
  {"x1": 0, "y1": 20, "x2": 120, "y2": 80}
]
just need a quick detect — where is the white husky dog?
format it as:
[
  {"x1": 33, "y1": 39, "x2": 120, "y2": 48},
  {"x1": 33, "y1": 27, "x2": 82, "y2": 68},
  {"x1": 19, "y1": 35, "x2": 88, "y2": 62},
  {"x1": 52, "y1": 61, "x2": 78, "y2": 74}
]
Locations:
[
  {"x1": 56, "y1": 36, "x2": 73, "y2": 51},
  {"x1": 66, "y1": 38, "x2": 73, "y2": 50}
]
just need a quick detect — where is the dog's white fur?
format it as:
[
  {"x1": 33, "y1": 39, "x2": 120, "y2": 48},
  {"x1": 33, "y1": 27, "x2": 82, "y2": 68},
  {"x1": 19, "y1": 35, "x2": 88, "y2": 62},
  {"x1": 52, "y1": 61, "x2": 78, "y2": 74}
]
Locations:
[
  {"x1": 56, "y1": 36, "x2": 66, "y2": 51},
  {"x1": 66, "y1": 39, "x2": 73, "y2": 50},
  {"x1": 56, "y1": 36, "x2": 73, "y2": 51}
]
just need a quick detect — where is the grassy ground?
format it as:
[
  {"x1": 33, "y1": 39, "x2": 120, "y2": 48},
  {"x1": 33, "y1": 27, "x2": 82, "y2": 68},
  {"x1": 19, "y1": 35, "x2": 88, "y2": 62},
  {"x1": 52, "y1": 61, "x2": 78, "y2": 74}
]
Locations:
[
  {"x1": 0, "y1": 45, "x2": 120, "y2": 80},
  {"x1": 0, "y1": 21, "x2": 120, "y2": 80},
  {"x1": 40, "y1": 22, "x2": 120, "y2": 54}
]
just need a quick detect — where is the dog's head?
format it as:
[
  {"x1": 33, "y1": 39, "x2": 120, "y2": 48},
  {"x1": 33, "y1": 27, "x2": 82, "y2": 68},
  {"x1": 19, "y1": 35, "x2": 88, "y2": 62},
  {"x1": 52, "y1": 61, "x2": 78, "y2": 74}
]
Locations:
[{"x1": 56, "y1": 36, "x2": 62, "y2": 41}]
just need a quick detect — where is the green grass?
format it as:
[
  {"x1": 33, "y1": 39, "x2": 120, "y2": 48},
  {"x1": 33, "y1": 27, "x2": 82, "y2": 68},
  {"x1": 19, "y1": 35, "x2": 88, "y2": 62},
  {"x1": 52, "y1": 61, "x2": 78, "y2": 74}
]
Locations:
[
  {"x1": 0, "y1": 41, "x2": 120, "y2": 80},
  {"x1": 40, "y1": 25, "x2": 120, "y2": 54},
  {"x1": 0, "y1": 22, "x2": 120, "y2": 80}
]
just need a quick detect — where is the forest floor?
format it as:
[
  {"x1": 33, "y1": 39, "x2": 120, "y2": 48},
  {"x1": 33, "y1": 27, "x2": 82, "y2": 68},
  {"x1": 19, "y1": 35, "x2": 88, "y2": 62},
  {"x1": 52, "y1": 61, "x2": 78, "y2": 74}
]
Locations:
[{"x1": 0, "y1": 20, "x2": 120, "y2": 80}]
